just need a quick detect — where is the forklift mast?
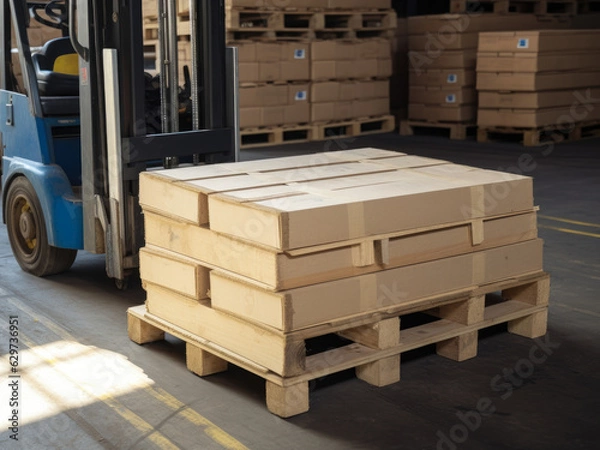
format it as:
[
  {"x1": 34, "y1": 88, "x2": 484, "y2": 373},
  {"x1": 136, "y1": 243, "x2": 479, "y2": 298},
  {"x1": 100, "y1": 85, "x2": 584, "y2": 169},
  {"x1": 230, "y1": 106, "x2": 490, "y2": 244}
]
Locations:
[
  {"x1": 0, "y1": 1, "x2": 239, "y2": 286},
  {"x1": 77, "y1": 0, "x2": 238, "y2": 283}
]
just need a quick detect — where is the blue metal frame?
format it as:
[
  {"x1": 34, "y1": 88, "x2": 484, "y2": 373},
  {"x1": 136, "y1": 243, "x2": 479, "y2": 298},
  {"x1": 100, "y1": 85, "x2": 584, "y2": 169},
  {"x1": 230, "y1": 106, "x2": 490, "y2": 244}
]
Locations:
[{"x1": 1, "y1": 92, "x2": 83, "y2": 250}]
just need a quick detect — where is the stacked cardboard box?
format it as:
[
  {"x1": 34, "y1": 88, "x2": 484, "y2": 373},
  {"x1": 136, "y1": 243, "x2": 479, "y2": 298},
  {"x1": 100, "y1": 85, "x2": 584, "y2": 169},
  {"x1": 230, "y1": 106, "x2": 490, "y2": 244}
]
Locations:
[
  {"x1": 405, "y1": 14, "x2": 580, "y2": 129},
  {"x1": 477, "y1": 29, "x2": 600, "y2": 129},
  {"x1": 142, "y1": 1, "x2": 396, "y2": 140},
  {"x1": 311, "y1": 39, "x2": 392, "y2": 122},
  {"x1": 137, "y1": 148, "x2": 546, "y2": 388},
  {"x1": 237, "y1": 41, "x2": 311, "y2": 128}
]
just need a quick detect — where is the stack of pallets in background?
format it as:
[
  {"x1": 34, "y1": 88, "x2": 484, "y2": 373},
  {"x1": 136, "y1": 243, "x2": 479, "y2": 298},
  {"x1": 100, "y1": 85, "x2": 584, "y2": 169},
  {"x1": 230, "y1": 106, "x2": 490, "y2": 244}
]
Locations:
[
  {"x1": 128, "y1": 148, "x2": 550, "y2": 418},
  {"x1": 142, "y1": 0, "x2": 397, "y2": 149},
  {"x1": 400, "y1": 13, "x2": 580, "y2": 140},
  {"x1": 476, "y1": 29, "x2": 600, "y2": 146}
]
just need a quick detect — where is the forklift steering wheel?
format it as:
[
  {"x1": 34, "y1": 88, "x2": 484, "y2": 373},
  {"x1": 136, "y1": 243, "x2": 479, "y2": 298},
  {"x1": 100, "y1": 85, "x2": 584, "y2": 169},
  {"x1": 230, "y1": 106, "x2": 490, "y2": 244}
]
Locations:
[{"x1": 31, "y1": 0, "x2": 68, "y2": 31}]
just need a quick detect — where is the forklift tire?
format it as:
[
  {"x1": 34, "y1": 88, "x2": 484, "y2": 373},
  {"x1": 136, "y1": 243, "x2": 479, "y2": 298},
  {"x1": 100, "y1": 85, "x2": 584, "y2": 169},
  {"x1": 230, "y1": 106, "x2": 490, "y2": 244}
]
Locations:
[{"x1": 6, "y1": 177, "x2": 77, "y2": 277}]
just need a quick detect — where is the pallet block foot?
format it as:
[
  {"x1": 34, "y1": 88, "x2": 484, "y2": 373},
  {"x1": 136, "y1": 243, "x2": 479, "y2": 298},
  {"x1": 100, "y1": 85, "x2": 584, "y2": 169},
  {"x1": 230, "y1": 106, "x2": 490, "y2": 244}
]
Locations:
[
  {"x1": 503, "y1": 276, "x2": 550, "y2": 307},
  {"x1": 186, "y1": 343, "x2": 228, "y2": 377},
  {"x1": 266, "y1": 381, "x2": 309, "y2": 418},
  {"x1": 342, "y1": 317, "x2": 401, "y2": 387},
  {"x1": 508, "y1": 310, "x2": 548, "y2": 339},
  {"x1": 439, "y1": 295, "x2": 485, "y2": 325},
  {"x1": 450, "y1": 126, "x2": 467, "y2": 140},
  {"x1": 437, "y1": 331, "x2": 479, "y2": 362},
  {"x1": 357, "y1": 355, "x2": 401, "y2": 387},
  {"x1": 399, "y1": 121, "x2": 414, "y2": 136},
  {"x1": 128, "y1": 311, "x2": 165, "y2": 344}
]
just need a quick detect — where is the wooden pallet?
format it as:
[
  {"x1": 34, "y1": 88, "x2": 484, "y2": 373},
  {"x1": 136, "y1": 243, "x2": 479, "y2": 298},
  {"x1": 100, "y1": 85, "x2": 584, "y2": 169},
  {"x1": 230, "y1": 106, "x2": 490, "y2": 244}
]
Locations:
[
  {"x1": 226, "y1": 27, "x2": 395, "y2": 41},
  {"x1": 315, "y1": 115, "x2": 396, "y2": 140},
  {"x1": 226, "y1": 8, "x2": 397, "y2": 31},
  {"x1": 477, "y1": 121, "x2": 600, "y2": 147},
  {"x1": 128, "y1": 273, "x2": 550, "y2": 418},
  {"x1": 240, "y1": 124, "x2": 316, "y2": 149},
  {"x1": 400, "y1": 120, "x2": 477, "y2": 140},
  {"x1": 450, "y1": 0, "x2": 578, "y2": 14}
]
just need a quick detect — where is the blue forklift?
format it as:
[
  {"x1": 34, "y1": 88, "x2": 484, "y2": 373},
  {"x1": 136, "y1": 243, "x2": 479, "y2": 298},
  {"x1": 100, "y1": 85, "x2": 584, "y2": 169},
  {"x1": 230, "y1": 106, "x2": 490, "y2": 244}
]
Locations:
[{"x1": 1, "y1": 1, "x2": 239, "y2": 287}]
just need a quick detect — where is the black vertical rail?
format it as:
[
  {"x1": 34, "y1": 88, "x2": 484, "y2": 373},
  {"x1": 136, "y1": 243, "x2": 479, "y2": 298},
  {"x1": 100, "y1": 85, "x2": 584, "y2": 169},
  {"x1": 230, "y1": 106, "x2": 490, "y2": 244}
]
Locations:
[
  {"x1": 0, "y1": 2, "x2": 10, "y2": 91},
  {"x1": 107, "y1": 0, "x2": 145, "y2": 139},
  {"x1": 197, "y1": 0, "x2": 227, "y2": 130}
]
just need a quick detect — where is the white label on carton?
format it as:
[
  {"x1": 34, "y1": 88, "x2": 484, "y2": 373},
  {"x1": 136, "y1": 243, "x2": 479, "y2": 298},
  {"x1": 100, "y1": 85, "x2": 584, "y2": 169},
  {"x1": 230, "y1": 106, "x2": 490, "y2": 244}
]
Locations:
[
  {"x1": 446, "y1": 94, "x2": 457, "y2": 104},
  {"x1": 517, "y1": 38, "x2": 529, "y2": 49},
  {"x1": 447, "y1": 74, "x2": 458, "y2": 84},
  {"x1": 294, "y1": 49, "x2": 306, "y2": 59},
  {"x1": 295, "y1": 91, "x2": 307, "y2": 101}
]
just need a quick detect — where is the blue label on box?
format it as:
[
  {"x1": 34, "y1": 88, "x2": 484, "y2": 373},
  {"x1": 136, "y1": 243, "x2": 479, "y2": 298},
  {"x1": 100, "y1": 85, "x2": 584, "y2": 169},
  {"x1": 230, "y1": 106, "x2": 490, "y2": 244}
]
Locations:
[
  {"x1": 295, "y1": 91, "x2": 307, "y2": 101},
  {"x1": 517, "y1": 38, "x2": 529, "y2": 49},
  {"x1": 294, "y1": 49, "x2": 306, "y2": 59},
  {"x1": 447, "y1": 74, "x2": 457, "y2": 84},
  {"x1": 446, "y1": 94, "x2": 456, "y2": 104}
]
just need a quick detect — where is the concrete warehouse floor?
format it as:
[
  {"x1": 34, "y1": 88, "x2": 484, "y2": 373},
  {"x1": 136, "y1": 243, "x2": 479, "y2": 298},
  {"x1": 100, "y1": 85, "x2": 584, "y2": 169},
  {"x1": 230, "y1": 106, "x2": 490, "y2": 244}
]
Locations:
[{"x1": 0, "y1": 133, "x2": 599, "y2": 450}]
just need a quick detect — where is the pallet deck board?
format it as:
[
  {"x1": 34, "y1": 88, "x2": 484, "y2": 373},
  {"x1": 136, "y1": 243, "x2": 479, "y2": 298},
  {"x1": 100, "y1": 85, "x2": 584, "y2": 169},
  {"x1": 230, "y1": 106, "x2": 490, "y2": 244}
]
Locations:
[
  {"x1": 400, "y1": 120, "x2": 477, "y2": 140},
  {"x1": 477, "y1": 120, "x2": 600, "y2": 147}
]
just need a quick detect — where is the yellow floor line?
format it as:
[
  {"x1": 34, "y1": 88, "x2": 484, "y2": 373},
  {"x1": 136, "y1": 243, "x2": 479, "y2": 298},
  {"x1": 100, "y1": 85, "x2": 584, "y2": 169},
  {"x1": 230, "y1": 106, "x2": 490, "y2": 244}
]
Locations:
[
  {"x1": 538, "y1": 215, "x2": 600, "y2": 229},
  {"x1": 14, "y1": 330, "x2": 180, "y2": 450},
  {"x1": 538, "y1": 224, "x2": 600, "y2": 239},
  {"x1": 5, "y1": 296, "x2": 249, "y2": 450},
  {"x1": 147, "y1": 388, "x2": 250, "y2": 450}
]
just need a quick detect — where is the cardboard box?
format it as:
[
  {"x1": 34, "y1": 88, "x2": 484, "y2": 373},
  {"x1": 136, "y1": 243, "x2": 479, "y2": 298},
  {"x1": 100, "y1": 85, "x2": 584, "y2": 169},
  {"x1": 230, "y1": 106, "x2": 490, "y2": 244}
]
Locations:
[
  {"x1": 410, "y1": 69, "x2": 476, "y2": 88},
  {"x1": 409, "y1": 32, "x2": 479, "y2": 51},
  {"x1": 479, "y1": 89, "x2": 600, "y2": 109},
  {"x1": 239, "y1": 83, "x2": 309, "y2": 108},
  {"x1": 414, "y1": 49, "x2": 477, "y2": 70},
  {"x1": 210, "y1": 239, "x2": 544, "y2": 331},
  {"x1": 140, "y1": 246, "x2": 210, "y2": 299},
  {"x1": 143, "y1": 209, "x2": 539, "y2": 291},
  {"x1": 478, "y1": 30, "x2": 600, "y2": 53},
  {"x1": 408, "y1": 14, "x2": 575, "y2": 35},
  {"x1": 140, "y1": 150, "x2": 409, "y2": 225},
  {"x1": 478, "y1": 106, "x2": 600, "y2": 128},
  {"x1": 476, "y1": 51, "x2": 600, "y2": 73},
  {"x1": 311, "y1": 40, "x2": 392, "y2": 80},
  {"x1": 409, "y1": 104, "x2": 477, "y2": 123},
  {"x1": 207, "y1": 163, "x2": 534, "y2": 250},
  {"x1": 312, "y1": 98, "x2": 389, "y2": 122},
  {"x1": 312, "y1": 80, "x2": 389, "y2": 103},
  {"x1": 145, "y1": 283, "x2": 300, "y2": 377},
  {"x1": 477, "y1": 71, "x2": 600, "y2": 92},
  {"x1": 235, "y1": 41, "x2": 310, "y2": 82},
  {"x1": 312, "y1": 59, "x2": 392, "y2": 80},
  {"x1": 240, "y1": 104, "x2": 310, "y2": 128},
  {"x1": 410, "y1": 86, "x2": 477, "y2": 106}
]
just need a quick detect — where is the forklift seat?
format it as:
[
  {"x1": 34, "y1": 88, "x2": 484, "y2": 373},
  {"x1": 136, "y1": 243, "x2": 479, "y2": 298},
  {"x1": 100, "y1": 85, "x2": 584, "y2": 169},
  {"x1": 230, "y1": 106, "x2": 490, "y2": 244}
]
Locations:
[{"x1": 32, "y1": 37, "x2": 79, "y2": 97}]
